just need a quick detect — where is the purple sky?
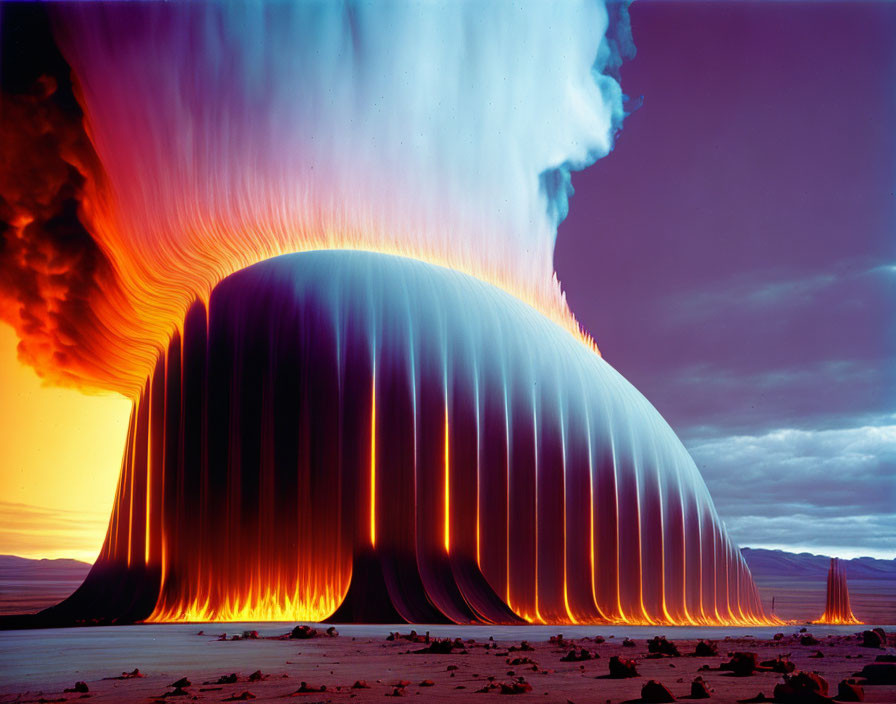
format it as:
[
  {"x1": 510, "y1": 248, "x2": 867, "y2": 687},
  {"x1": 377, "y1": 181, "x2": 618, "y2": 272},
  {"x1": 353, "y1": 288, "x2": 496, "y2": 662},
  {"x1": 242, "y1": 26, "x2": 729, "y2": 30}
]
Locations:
[{"x1": 556, "y1": 1, "x2": 895, "y2": 559}]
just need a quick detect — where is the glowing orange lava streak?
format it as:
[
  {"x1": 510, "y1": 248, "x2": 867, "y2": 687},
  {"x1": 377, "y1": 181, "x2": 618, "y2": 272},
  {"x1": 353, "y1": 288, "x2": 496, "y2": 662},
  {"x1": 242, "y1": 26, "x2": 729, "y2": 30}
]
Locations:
[
  {"x1": 443, "y1": 401, "x2": 451, "y2": 554},
  {"x1": 370, "y1": 371, "x2": 377, "y2": 548}
]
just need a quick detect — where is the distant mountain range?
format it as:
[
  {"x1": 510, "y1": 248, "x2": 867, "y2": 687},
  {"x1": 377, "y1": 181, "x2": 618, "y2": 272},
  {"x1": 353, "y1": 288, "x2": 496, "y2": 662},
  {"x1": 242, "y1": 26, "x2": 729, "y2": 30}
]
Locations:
[
  {"x1": 741, "y1": 548, "x2": 896, "y2": 624},
  {"x1": 1, "y1": 550, "x2": 893, "y2": 622},
  {"x1": 741, "y1": 547, "x2": 896, "y2": 580}
]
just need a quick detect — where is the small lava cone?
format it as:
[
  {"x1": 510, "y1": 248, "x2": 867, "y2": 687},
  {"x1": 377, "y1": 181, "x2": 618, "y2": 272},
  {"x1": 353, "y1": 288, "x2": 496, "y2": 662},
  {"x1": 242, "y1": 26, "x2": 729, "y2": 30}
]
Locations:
[
  {"x1": 647, "y1": 636, "x2": 681, "y2": 657},
  {"x1": 693, "y1": 640, "x2": 718, "y2": 657},
  {"x1": 641, "y1": 679, "x2": 676, "y2": 702},
  {"x1": 721, "y1": 652, "x2": 759, "y2": 677},
  {"x1": 773, "y1": 671, "x2": 829, "y2": 703},
  {"x1": 690, "y1": 676, "x2": 712, "y2": 699},
  {"x1": 608, "y1": 655, "x2": 640, "y2": 678},
  {"x1": 835, "y1": 679, "x2": 864, "y2": 702}
]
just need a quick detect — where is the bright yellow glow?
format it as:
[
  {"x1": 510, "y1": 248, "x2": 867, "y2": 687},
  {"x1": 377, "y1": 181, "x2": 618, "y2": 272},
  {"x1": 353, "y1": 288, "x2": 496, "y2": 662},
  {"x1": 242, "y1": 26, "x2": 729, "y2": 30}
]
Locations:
[{"x1": 0, "y1": 324, "x2": 131, "y2": 563}]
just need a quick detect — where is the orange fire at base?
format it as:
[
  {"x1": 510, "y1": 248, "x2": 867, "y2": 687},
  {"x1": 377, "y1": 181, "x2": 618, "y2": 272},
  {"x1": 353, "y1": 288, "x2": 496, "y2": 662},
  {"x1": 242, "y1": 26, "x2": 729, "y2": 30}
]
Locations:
[
  {"x1": 39, "y1": 252, "x2": 777, "y2": 627},
  {"x1": 815, "y1": 557, "x2": 863, "y2": 625}
]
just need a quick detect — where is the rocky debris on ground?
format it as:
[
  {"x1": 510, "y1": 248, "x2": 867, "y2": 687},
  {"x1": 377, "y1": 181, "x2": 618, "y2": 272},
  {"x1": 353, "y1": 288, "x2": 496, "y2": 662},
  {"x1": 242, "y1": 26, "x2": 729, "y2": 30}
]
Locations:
[
  {"x1": 622, "y1": 637, "x2": 636, "y2": 647},
  {"x1": 647, "y1": 636, "x2": 681, "y2": 657},
  {"x1": 641, "y1": 679, "x2": 676, "y2": 702},
  {"x1": 773, "y1": 671, "x2": 829, "y2": 703},
  {"x1": 800, "y1": 634, "x2": 820, "y2": 646},
  {"x1": 690, "y1": 676, "x2": 712, "y2": 698},
  {"x1": 721, "y1": 652, "x2": 760, "y2": 676},
  {"x1": 413, "y1": 637, "x2": 466, "y2": 654},
  {"x1": 387, "y1": 630, "x2": 429, "y2": 643},
  {"x1": 607, "y1": 655, "x2": 639, "y2": 678},
  {"x1": 760, "y1": 655, "x2": 796, "y2": 674},
  {"x1": 509, "y1": 641, "x2": 535, "y2": 652},
  {"x1": 224, "y1": 693, "x2": 256, "y2": 701},
  {"x1": 63, "y1": 682, "x2": 88, "y2": 693},
  {"x1": 561, "y1": 648, "x2": 595, "y2": 662},
  {"x1": 693, "y1": 640, "x2": 718, "y2": 657},
  {"x1": 860, "y1": 630, "x2": 883, "y2": 648},
  {"x1": 836, "y1": 678, "x2": 864, "y2": 701},
  {"x1": 853, "y1": 662, "x2": 896, "y2": 684}
]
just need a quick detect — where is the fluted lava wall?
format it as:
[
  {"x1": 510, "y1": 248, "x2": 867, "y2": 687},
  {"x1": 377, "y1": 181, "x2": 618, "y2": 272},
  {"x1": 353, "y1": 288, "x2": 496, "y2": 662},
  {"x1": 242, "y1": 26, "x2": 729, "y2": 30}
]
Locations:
[
  {"x1": 816, "y1": 558, "x2": 862, "y2": 625},
  {"x1": 48, "y1": 251, "x2": 768, "y2": 626}
]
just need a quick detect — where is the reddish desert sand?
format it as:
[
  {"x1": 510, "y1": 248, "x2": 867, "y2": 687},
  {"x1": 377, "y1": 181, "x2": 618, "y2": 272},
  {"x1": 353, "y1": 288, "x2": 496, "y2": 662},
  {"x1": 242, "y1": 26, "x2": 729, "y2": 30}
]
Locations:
[{"x1": 2, "y1": 626, "x2": 894, "y2": 704}]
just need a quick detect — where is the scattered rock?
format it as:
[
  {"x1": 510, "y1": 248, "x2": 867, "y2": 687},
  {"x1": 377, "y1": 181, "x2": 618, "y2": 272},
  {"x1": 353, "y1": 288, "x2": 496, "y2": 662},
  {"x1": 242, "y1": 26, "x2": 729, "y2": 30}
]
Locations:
[
  {"x1": 799, "y1": 634, "x2": 820, "y2": 646},
  {"x1": 592, "y1": 636, "x2": 606, "y2": 644},
  {"x1": 622, "y1": 638, "x2": 636, "y2": 648},
  {"x1": 210, "y1": 673, "x2": 238, "y2": 685},
  {"x1": 721, "y1": 652, "x2": 759, "y2": 676},
  {"x1": 419, "y1": 679, "x2": 435, "y2": 687},
  {"x1": 241, "y1": 630, "x2": 259, "y2": 640},
  {"x1": 499, "y1": 679, "x2": 532, "y2": 694},
  {"x1": 352, "y1": 680, "x2": 371, "y2": 689},
  {"x1": 809, "y1": 651, "x2": 825, "y2": 659},
  {"x1": 290, "y1": 625, "x2": 318, "y2": 639},
  {"x1": 854, "y1": 663, "x2": 896, "y2": 684},
  {"x1": 693, "y1": 640, "x2": 718, "y2": 657},
  {"x1": 690, "y1": 676, "x2": 712, "y2": 699},
  {"x1": 509, "y1": 641, "x2": 535, "y2": 652},
  {"x1": 760, "y1": 656, "x2": 795, "y2": 674},
  {"x1": 169, "y1": 677, "x2": 191, "y2": 689},
  {"x1": 413, "y1": 637, "x2": 466, "y2": 654},
  {"x1": 326, "y1": 626, "x2": 338, "y2": 637},
  {"x1": 774, "y1": 633, "x2": 785, "y2": 641},
  {"x1": 737, "y1": 693, "x2": 770, "y2": 703},
  {"x1": 550, "y1": 634, "x2": 571, "y2": 648},
  {"x1": 836, "y1": 679, "x2": 864, "y2": 701},
  {"x1": 224, "y1": 693, "x2": 256, "y2": 701},
  {"x1": 647, "y1": 636, "x2": 681, "y2": 657},
  {"x1": 860, "y1": 630, "x2": 883, "y2": 649},
  {"x1": 608, "y1": 655, "x2": 639, "y2": 678},
  {"x1": 773, "y1": 671, "x2": 829, "y2": 702},
  {"x1": 641, "y1": 679, "x2": 676, "y2": 702},
  {"x1": 876, "y1": 654, "x2": 896, "y2": 662},
  {"x1": 248, "y1": 670, "x2": 263, "y2": 682},
  {"x1": 561, "y1": 648, "x2": 593, "y2": 662},
  {"x1": 294, "y1": 681, "x2": 326, "y2": 693},
  {"x1": 63, "y1": 682, "x2": 89, "y2": 693}
]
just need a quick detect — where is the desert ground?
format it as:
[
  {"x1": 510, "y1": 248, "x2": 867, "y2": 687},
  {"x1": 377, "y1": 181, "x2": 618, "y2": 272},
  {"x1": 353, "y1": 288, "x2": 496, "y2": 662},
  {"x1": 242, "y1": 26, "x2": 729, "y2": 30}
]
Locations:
[{"x1": 1, "y1": 623, "x2": 894, "y2": 704}]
